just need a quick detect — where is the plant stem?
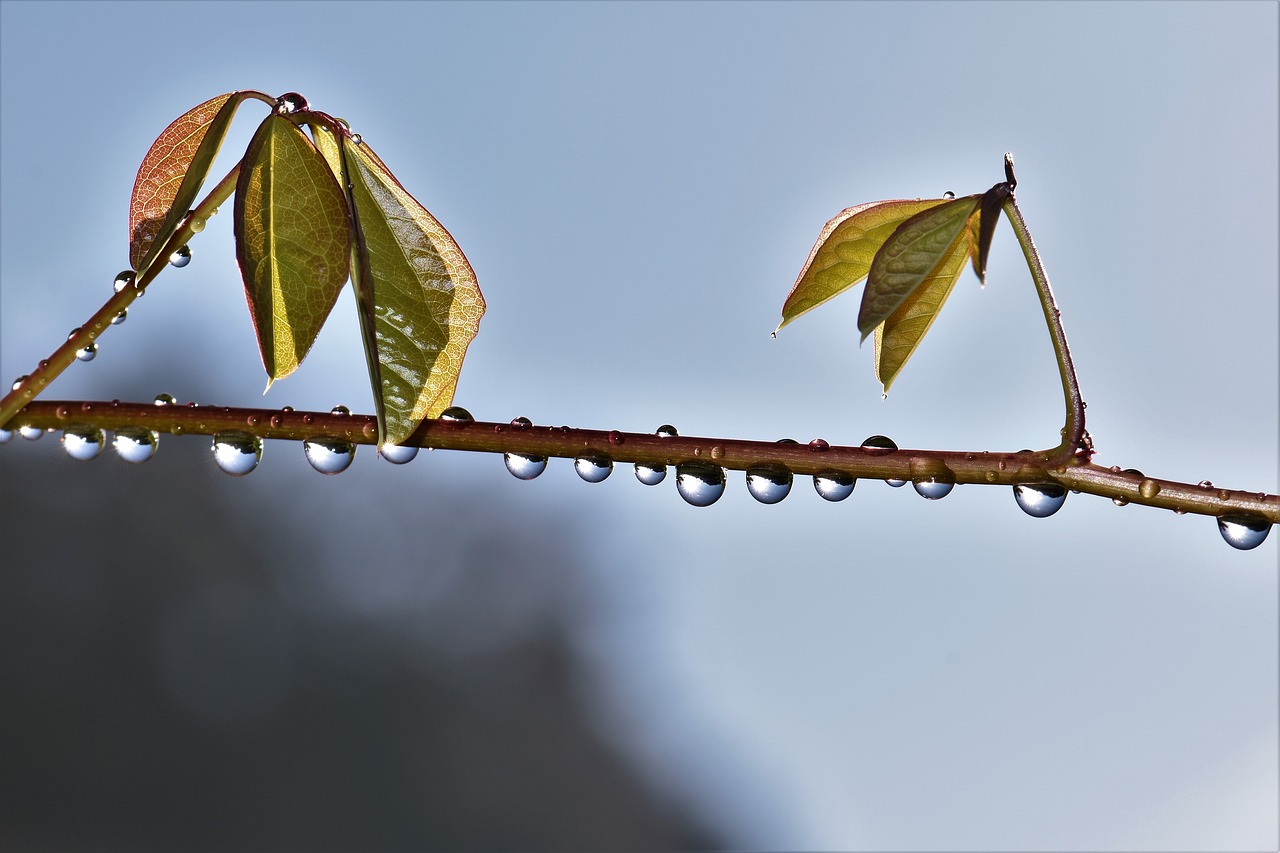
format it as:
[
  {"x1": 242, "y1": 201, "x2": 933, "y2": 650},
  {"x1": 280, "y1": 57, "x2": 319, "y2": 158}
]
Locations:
[
  {"x1": 0, "y1": 164, "x2": 241, "y2": 429},
  {"x1": 5, "y1": 401, "x2": 1276, "y2": 523}
]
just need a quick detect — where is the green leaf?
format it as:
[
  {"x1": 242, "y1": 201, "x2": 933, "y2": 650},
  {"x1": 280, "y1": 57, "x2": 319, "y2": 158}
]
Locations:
[
  {"x1": 234, "y1": 115, "x2": 352, "y2": 387},
  {"x1": 129, "y1": 92, "x2": 256, "y2": 275},
  {"x1": 873, "y1": 207, "x2": 979, "y2": 393},
  {"x1": 858, "y1": 195, "x2": 980, "y2": 340},
  {"x1": 343, "y1": 137, "x2": 485, "y2": 447},
  {"x1": 777, "y1": 198, "x2": 949, "y2": 332}
]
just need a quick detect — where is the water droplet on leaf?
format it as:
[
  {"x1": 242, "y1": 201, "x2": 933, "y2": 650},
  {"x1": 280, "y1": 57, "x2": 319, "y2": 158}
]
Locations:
[
  {"x1": 212, "y1": 431, "x2": 263, "y2": 476},
  {"x1": 304, "y1": 436, "x2": 355, "y2": 475},
  {"x1": 634, "y1": 463, "x2": 667, "y2": 485},
  {"x1": 113, "y1": 428, "x2": 159, "y2": 463},
  {"x1": 169, "y1": 245, "x2": 192, "y2": 268},
  {"x1": 1217, "y1": 514, "x2": 1271, "y2": 551},
  {"x1": 746, "y1": 466, "x2": 792, "y2": 504},
  {"x1": 1014, "y1": 483, "x2": 1067, "y2": 517},
  {"x1": 676, "y1": 463, "x2": 726, "y2": 507},
  {"x1": 275, "y1": 92, "x2": 308, "y2": 114},
  {"x1": 505, "y1": 453, "x2": 547, "y2": 480},
  {"x1": 943, "y1": 190, "x2": 956, "y2": 199},
  {"x1": 913, "y1": 479, "x2": 954, "y2": 500},
  {"x1": 75, "y1": 342, "x2": 97, "y2": 362},
  {"x1": 379, "y1": 443, "x2": 419, "y2": 465},
  {"x1": 813, "y1": 472, "x2": 856, "y2": 501},
  {"x1": 61, "y1": 425, "x2": 104, "y2": 461},
  {"x1": 575, "y1": 455, "x2": 613, "y2": 483}
]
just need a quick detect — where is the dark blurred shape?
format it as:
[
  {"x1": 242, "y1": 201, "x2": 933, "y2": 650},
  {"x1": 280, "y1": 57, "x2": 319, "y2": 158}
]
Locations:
[{"x1": 0, "y1": 441, "x2": 721, "y2": 852}]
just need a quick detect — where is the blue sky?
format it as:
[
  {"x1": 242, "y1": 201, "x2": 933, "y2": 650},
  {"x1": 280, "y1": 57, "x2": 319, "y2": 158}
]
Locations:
[{"x1": 2, "y1": 1, "x2": 1277, "y2": 848}]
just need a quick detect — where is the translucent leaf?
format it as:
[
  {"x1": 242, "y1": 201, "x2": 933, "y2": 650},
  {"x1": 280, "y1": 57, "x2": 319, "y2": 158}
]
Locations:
[
  {"x1": 858, "y1": 195, "x2": 980, "y2": 340},
  {"x1": 129, "y1": 92, "x2": 254, "y2": 274},
  {"x1": 234, "y1": 115, "x2": 352, "y2": 386},
  {"x1": 344, "y1": 137, "x2": 485, "y2": 447},
  {"x1": 778, "y1": 198, "x2": 949, "y2": 332},
  {"x1": 873, "y1": 208, "x2": 980, "y2": 393}
]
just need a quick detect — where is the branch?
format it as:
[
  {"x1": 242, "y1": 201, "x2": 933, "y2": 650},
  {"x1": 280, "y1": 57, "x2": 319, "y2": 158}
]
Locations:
[{"x1": 6, "y1": 400, "x2": 1277, "y2": 524}]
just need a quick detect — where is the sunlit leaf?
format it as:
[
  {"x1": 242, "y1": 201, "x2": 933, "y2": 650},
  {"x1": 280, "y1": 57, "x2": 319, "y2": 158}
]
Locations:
[
  {"x1": 777, "y1": 198, "x2": 949, "y2": 332},
  {"x1": 873, "y1": 207, "x2": 980, "y2": 393},
  {"x1": 129, "y1": 92, "x2": 256, "y2": 274},
  {"x1": 343, "y1": 137, "x2": 485, "y2": 447},
  {"x1": 234, "y1": 115, "x2": 352, "y2": 387},
  {"x1": 858, "y1": 195, "x2": 980, "y2": 340}
]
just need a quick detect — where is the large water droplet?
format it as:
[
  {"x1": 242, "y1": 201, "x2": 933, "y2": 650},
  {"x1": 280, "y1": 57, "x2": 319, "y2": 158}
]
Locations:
[
  {"x1": 276, "y1": 92, "x2": 308, "y2": 114},
  {"x1": 634, "y1": 463, "x2": 667, "y2": 485},
  {"x1": 943, "y1": 190, "x2": 956, "y2": 199},
  {"x1": 656, "y1": 424, "x2": 678, "y2": 438},
  {"x1": 510, "y1": 416, "x2": 533, "y2": 429},
  {"x1": 1014, "y1": 483, "x2": 1067, "y2": 517},
  {"x1": 212, "y1": 431, "x2": 262, "y2": 476},
  {"x1": 813, "y1": 471, "x2": 855, "y2": 502},
  {"x1": 1138, "y1": 478, "x2": 1161, "y2": 500},
  {"x1": 860, "y1": 435, "x2": 898, "y2": 454},
  {"x1": 169, "y1": 244, "x2": 192, "y2": 268},
  {"x1": 676, "y1": 463, "x2": 725, "y2": 507},
  {"x1": 439, "y1": 406, "x2": 473, "y2": 423},
  {"x1": 505, "y1": 452, "x2": 547, "y2": 480},
  {"x1": 154, "y1": 393, "x2": 177, "y2": 406},
  {"x1": 913, "y1": 479, "x2": 954, "y2": 500},
  {"x1": 113, "y1": 428, "x2": 159, "y2": 464},
  {"x1": 304, "y1": 436, "x2": 355, "y2": 475},
  {"x1": 75, "y1": 342, "x2": 97, "y2": 362},
  {"x1": 113, "y1": 270, "x2": 136, "y2": 293},
  {"x1": 746, "y1": 466, "x2": 792, "y2": 504},
  {"x1": 574, "y1": 455, "x2": 613, "y2": 483},
  {"x1": 19, "y1": 425, "x2": 44, "y2": 441},
  {"x1": 61, "y1": 425, "x2": 104, "y2": 461},
  {"x1": 379, "y1": 443, "x2": 419, "y2": 465},
  {"x1": 11, "y1": 375, "x2": 28, "y2": 392},
  {"x1": 1217, "y1": 515, "x2": 1271, "y2": 551},
  {"x1": 330, "y1": 404, "x2": 350, "y2": 416}
]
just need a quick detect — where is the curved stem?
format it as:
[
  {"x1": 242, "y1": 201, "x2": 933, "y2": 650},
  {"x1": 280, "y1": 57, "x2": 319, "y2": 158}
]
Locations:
[{"x1": 5, "y1": 401, "x2": 1277, "y2": 524}]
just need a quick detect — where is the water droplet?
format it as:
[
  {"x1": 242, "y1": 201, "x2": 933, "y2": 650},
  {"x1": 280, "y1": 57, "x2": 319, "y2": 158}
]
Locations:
[
  {"x1": 19, "y1": 425, "x2": 44, "y2": 441},
  {"x1": 212, "y1": 431, "x2": 262, "y2": 476},
  {"x1": 1014, "y1": 483, "x2": 1067, "y2": 518},
  {"x1": 808, "y1": 438, "x2": 830, "y2": 452},
  {"x1": 110, "y1": 309, "x2": 127, "y2": 325},
  {"x1": 75, "y1": 342, "x2": 97, "y2": 362},
  {"x1": 776, "y1": 438, "x2": 798, "y2": 445},
  {"x1": 1138, "y1": 478, "x2": 1161, "y2": 500},
  {"x1": 608, "y1": 430, "x2": 625, "y2": 446},
  {"x1": 379, "y1": 443, "x2": 419, "y2": 465},
  {"x1": 860, "y1": 435, "x2": 898, "y2": 455},
  {"x1": 169, "y1": 244, "x2": 192, "y2": 268},
  {"x1": 913, "y1": 479, "x2": 954, "y2": 500},
  {"x1": 113, "y1": 428, "x2": 159, "y2": 463},
  {"x1": 504, "y1": 452, "x2": 547, "y2": 480},
  {"x1": 439, "y1": 406, "x2": 473, "y2": 423},
  {"x1": 634, "y1": 463, "x2": 667, "y2": 485},
  {"x1": 351, "y1": 133, "x2": 363, "y2": 145},
  {"x1": 11, "y1": 375, "x2": 28, "y2": 391},
  {"x1": 656, "y1": 424, "x2": 678, "y2": 438},
  {"x1": 1217, "y1": 514, "x2": 1271, "y2": 551},
  {"x1": 813, "y1": 471, "x2": 855, "y2": 501},
  {"x1": 153, "y1": 393, "x2": 177, "y2": 406},
  {"x1": 575, "y1": 455, "x2": 613, "y2": 483},
  {"x1": 676, "y1": 462, "x2": 725, "y2": 507},
  {"x1": 276, "y1": 92, "x2": 308, "y2": 114},
  {"x1": 304, "y1": 436, "x2": 355, "y2": 475},
  {"x1": 1112, "y1": 496, "x2": 1130, "y2": 507},
  {"x1": 330, "y1": 404, "x2": 350, "y2": 416},
  {"x1": 61, "y1": 425, "x2": 104, "y2": 461},
  {"x1": 943, "y1": 190, "x2": 956, "y2": 199},
  {"x1": 189, "y1": 216, "x2": 206, "y2": 233},
  {"x1": 112, "y1": 270, "x2": 136, "y2": 293},
  {"x1": 1122, "y1": 468, "x2": 1143, "y2": 478},
  {"x1": 0, "y1": 428, "x2": 12, "y2": 444},
  {"x1": 1197, "y1": 480, "x2": 1214, "y2": 489},
  {"x1": 746, "y1": 466, "x2": 792, "y2": 504},
  {"x1": 511, "y1": 416, "x2": 533, "y2": 429}
]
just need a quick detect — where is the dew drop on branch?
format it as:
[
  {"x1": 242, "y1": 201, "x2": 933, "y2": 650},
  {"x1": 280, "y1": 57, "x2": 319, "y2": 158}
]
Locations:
[
  {"x1": 1014, "y1": 483, "x2": 1067, "y2": 517},
  {"x1": 746, "y1": 466, "x2": 792, "y2": 504},
  {"x1": 676, "y1": 462, "x2": 725, "y2": 507},
  {"x1": 0, "y1": 428, "x2": 12, "y2": 444},
  {"x1": 169, "y1": 245, "x2": 192, "y2": 268},
  {"x1": 813, "y1": 471, "x2": 855, "y2": 502},
  {"x1": 655, "y1": 424, "x2": 678, "y2": 438},
  {"x1": 574, "y1": 455, "x2": 613, "y2": 483},
  {"x1": 913, "y1": 479, "x2": 954, "y2": 500},
  {"x1": 75, "y1": 342, "x2": 97, "y2": 362},
  {"x1": 379, "y1": 444, "x2": 419, "y2": 465},
  {"x1": 505, "y1": 452, "x2": 547, "y2": 480},
  {"x1": 61, "y1": 425, "x2": 104, "y2": 461},
  {"x1": 1217, "y1": 515, "x2": 1271, "y2": 551},
  {"x1": 634, "y1": 463, "x2": 667, "y2": 485},
  {"x1": 212, "y1": 431, "x2": 263, "y2": 476},
  {"x1": 19, "y1": 425, "x2": 44, "y2": 441},
  {"x1": 304, "y1": 436, "x2": 355, "y2": 475},
  {"x1": 113, "y1": 271, "x2": 135, "y2": 293},
  {"x1": 439, "y1": 406, "x2": 473, "y2": 424},
  {"x1": 113, "y1": 428, "x2": 159, "y2": 464}
]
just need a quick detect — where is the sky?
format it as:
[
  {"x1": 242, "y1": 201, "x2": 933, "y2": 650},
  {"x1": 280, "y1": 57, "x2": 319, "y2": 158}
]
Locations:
[{"x1": 2, "y1": 1, "x2": 1277, "y2": 849}]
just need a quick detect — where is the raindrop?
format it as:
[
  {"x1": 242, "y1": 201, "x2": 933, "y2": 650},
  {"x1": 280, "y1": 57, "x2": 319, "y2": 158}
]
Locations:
[
  {"x1": 113, "y1": 270, "x2": 136, "y2": 293},
  {"x1": 1138, "y1": 478, "x2": 1161, "y2": 500},
  {"x1": 575, "y1": 455, "x2": 613, "y2": 483},
  {"x1": 113, "y1": 428, "x2": 159, "y2": 463},
  {"x1": 350, "y1": 133, "x2": 363, "y2": 145},
  {"x1": 1112, "y1": 496, "x2": 1130, "y2": 507},
  {"x1": 656, "y1": 424, "x2": 678, "y2": 438},
  {"x1": 511, "y1": 416, "x2": 533, "y2": 429},
  {"x1": 676, "y1": 462, "x2": 726, "y2": 507},
  {"x1": 110, "y1": 309, "x2": 127, "y2": 325},
  {"x1": 746, "y1": 466, "x2": 792, "y2": 504},
  {"x1": 330, "y1": 404, "x2": 351, "y2": 416},
  {"x1": 154, "y1": 393, "x2": 177, "y2": 406},
  {"x1": 0, "y1": 428, "x2": 12, "y2": 444},
  {"x1": 1197, "y1": 480, "x2": 1214, "y2": 489},
  {"x1": 61, "y1": 425, "x2": 104, "y2": 461},
  {"x1": 943, "y1": 190, "x2": 956, "y2": 199},
  {"x1": 1014, "y1": 483, "x2": 1067, "y2": 518},
  {"x1": 169, "y1": 244, "x2": 192, "y2": 268},
  {"x1": 276, "y1": 92, "x2": 308, "y2": 114},
  {"x1": 886, "y1": 478, "x2": 907, "y2": 488},
  {"x1": 212, "y1": 431, "x2": 263, "y2": 476},
  {"x1": 11, "y1": 375, "x2": 28, "y2": 391},
  {"x1": 1217, "y1": 515, "x2": 1271, "y2": 551},
  {"x1": 808, "y1": 438, "x2": 830, "y2": 452},
  {"x1": 776, "y1": 438, "x2": 799, "y2": 445},
  {"x1": 813, "y1": 471, "x2": 855, "y2": 502},
  {"x1": 19, "y1": 425, "x2": 44, "y2": 441},
  {"x1": 379, "y1": 443, "x2": 419, "y2": 465},
  {"x1": 913, "y1": 478, "x2": 954, "y2": 500},
  {"x1": 634, "y1": 463, "x2": 667, "y2": 486},
  {"x1": 504, "y1": 452, "x2": 547, "y2": 480},
  {"x1": 439, "y1": 406, "x2": 473, "y2": 423},
  {"x1": 860, "y1": 435, "x2": 898, "y2": 455},
  {"x1": 304, "y1": 436, "x2": 355, "y2": 475},
  {"x1": 75, "y1": 342, "x2": 97, "y2": 362}
]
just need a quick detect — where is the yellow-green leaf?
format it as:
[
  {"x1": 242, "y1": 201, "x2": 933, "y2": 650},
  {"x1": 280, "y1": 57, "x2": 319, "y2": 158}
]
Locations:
[
  {"x1": 778, "y1": 198, "x2": 949, "y2": 332},
  {"x1": 343, "y1": 137, "x2": 485, "y2": 447},
  {"x1": 858, "y1": 195, "x2": 980, "y2": 340},
  {"x1": 129, "y1": 92, "x2": 256, "y2": 275},
  {"x1": 234, "y1": 115, "x2": 352, "y2": 386},
  {"x1": 873, "y1": 208, "x2": 980, "y2": 393}
]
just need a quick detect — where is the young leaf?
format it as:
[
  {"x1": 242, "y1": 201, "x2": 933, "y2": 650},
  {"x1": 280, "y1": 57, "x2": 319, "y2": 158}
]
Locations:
[
  {"x1": 973, "y1": 180, "x2": 1012, "y2": 283},
  {"x1": 858, "y1": 195, "x2": 980, "y2": 340},
  {"x1": 343, "y1": 137, "x2": 485, "y2": 447},
  {"x1": 234, "y1": 115, "x2": 352, "y2": 387},
  {"x1": 778, "y1": 198, "x2": 949, "y2": 332},
  {"x1": 129, "y1": 92, "x2": 258, "y2": 274},
  {"x1": 873, "y1": 208, "x2": 979, "y2": 393}
]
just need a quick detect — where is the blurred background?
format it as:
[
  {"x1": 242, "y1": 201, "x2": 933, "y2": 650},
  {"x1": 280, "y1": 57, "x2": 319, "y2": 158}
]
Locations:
[{"x1": 1, "y1": 2, "x2": 1276, "y2": 850}]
